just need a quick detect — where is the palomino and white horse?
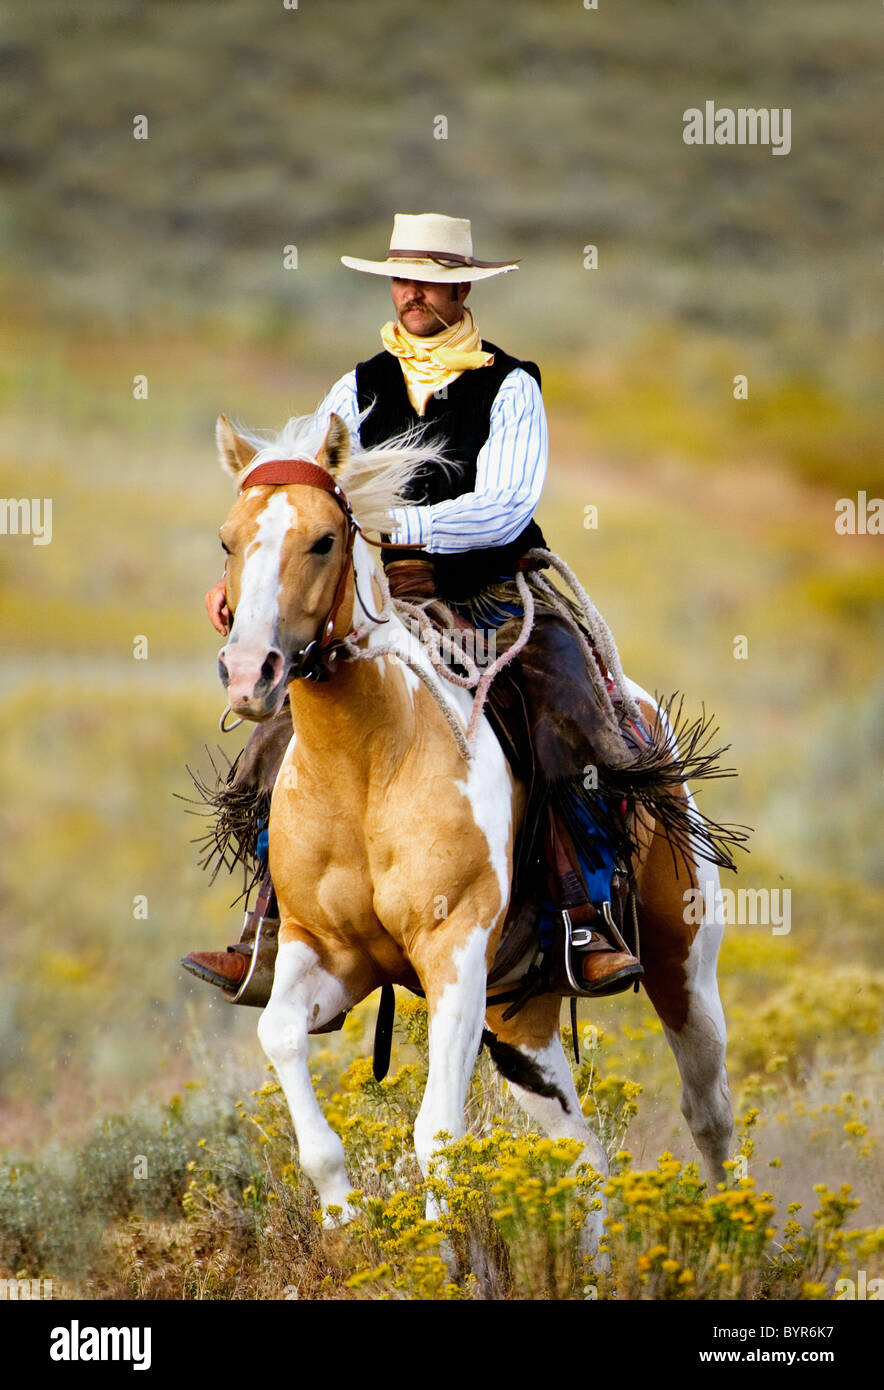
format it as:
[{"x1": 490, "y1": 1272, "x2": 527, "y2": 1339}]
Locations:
[{"x1": 210, "y1": 411, "x2": 734, "y2": 1251}]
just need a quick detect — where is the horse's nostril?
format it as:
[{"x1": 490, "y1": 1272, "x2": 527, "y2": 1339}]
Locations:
[
  {"x1": 261, "y1": 651, "x2": 283, "y2": 685},
  {"x1": 218, "y1": 655, "x2": 229, "y2": 685}
]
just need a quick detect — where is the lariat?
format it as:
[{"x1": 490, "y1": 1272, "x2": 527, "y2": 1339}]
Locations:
[{"x1": 340, "y1": 551, "x2": 639, "y2": 766}]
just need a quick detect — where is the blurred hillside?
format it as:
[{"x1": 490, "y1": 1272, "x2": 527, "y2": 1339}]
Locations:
[
  {"x1": 2, "y1": 0, "x2": 881, "y2": 372},
  {"x1": 3, "y1": 0, "x2": 882, "y2": 489}
]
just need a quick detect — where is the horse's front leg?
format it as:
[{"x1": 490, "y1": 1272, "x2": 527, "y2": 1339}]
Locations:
[
  {"x1": 412, "y1": 922, "x2": 491, "y2": 1219},
  {"x1": 256, "y1": 935, "x2": 356, "y2": 1223}
]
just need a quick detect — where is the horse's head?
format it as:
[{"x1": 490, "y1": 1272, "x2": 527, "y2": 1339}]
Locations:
[{"x1": 215, "y1": 413, "x2": 356, "y2": 720}]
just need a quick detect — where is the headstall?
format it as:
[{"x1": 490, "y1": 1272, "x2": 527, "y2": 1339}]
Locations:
[{"x1": 239, "y1": 459, "x2": 365, "y2": 681}]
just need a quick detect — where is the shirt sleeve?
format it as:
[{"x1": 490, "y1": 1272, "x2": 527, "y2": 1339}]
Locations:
[
  {"x1": 309, "y1": 370, "x2": 361, "y2": 432},
  {"x1": 386, "y1": 367, "x2": 548, "y2": 553}
]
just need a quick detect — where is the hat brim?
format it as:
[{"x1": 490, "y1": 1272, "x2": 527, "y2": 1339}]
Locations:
[{"x1": 340, "y1": 255, "x2": 518, "y2": 284}]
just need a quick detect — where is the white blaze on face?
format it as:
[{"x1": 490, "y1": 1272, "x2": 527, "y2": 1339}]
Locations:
[{"x1": 231, "y1": 490, "x2": 296, "y2": 652}]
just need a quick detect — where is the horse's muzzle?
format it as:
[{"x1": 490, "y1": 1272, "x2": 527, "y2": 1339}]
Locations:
[{"x1": 218, "y1": 642, "x2": 287, "y2": 718}]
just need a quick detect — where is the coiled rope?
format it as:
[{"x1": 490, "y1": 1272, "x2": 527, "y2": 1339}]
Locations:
[{"x1": 342, "y1": 548, "x2": 638, "y2": 765}]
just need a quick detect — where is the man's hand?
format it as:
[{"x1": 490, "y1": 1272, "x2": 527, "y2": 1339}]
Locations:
[{"x1": 205, "y1": 576, "x2": 231, "y2": 635}]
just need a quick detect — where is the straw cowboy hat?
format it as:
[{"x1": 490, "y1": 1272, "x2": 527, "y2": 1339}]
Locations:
[{"x1": 341, "y1": 213, "x2": 520, "y2": 283}]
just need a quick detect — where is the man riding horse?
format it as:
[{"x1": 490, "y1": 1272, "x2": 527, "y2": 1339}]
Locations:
[{"x1": 183, "y1": 212, "x2": 645, "y2": 1002}]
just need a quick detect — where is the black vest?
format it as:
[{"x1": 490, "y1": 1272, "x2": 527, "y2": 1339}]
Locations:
[{"x1": 355, "y1": 341, "x2": 548, "y2": 601}]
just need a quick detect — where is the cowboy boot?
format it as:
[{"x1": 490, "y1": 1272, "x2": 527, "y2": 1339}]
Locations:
[
  {"x1": 181, "y1": 868, "x2": 346, "y2": 1028},
  {"x1": 181, "y1": 871, "x2": 278, "y2": 1000}
]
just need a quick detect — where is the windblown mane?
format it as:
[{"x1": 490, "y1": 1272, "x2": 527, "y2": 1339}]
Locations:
[{"x1": 235, "y1": 410, "x2": 454, "y2": 535}]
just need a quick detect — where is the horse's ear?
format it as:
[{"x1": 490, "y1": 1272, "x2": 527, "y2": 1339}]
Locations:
[
  {"x1": 216, "y1": 415, "x2": 257, "y2": 480},
  {"x1": 320, "y1": 412, "x2": 351, "y2": 475}
]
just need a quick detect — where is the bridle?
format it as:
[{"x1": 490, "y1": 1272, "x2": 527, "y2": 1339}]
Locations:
[{"x1": 238, "y1": 458, "x2": 388, "y2": 682}]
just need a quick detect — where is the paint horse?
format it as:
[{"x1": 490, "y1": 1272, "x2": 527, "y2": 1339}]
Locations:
[{"x1": 213, "y1": 410, "x2": 734, "y2": 1249}]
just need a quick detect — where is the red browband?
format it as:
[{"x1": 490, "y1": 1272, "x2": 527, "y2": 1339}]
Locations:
[
  {"x1": 238, "y1": 458, "x2": 421, "y2": 552},
  {"x1": 240, "y1": 458, "x2": 348, "y2": 507}
]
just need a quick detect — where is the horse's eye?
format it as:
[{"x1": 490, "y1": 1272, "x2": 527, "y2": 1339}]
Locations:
[{"x1": 310, "y1": 534, "x2": 335, "y2": 556}]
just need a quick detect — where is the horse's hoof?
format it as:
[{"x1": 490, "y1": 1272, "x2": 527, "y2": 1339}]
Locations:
[
  {"x1": 319, "y1": 1220, "x2": 356, "y2": 1265},
  {"x1": 321, "y1": 1200, "x2": 359, "y2": 1231}
]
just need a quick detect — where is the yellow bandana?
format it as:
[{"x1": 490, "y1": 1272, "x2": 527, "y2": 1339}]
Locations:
[{"x1": 379, "y1": 307, "x2": 494, "y2": 416}]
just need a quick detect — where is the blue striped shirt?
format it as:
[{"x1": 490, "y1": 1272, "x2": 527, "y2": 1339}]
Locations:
[{"x1": 310, "y1": 365, "x2": 548, "y2": 555}]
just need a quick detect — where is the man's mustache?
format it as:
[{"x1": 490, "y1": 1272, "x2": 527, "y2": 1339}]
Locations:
[{"x1": 400, "y1": 299, "x2": 453, "y2": 329}]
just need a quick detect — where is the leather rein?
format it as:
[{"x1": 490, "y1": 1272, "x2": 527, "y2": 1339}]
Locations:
[{"x1": 239, "y1": 458, "x2": 405, "y2": 682}]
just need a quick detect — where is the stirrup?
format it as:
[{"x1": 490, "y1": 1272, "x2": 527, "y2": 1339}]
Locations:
[
  {"x1": 559, "y1": 907, "x2": 639, "y2": 995},
  {"x1": 225, "y1": 913, "x2": 280, "y2": 1007},
  {"x1": 548, "y1": 885, "x2": 643, "y2": 998}
]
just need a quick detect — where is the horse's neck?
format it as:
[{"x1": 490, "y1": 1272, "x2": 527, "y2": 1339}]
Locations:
[
  {"x1": 349, "y1": 534, "x2": 389, "y2": 641},
  {"x1": 286, "y1": 541, "x2": 415, "y2": 761}
]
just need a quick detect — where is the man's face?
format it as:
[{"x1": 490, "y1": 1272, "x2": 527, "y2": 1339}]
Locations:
[{"x1": 390, "y1": 278, "x2": 471, "y2": 336}]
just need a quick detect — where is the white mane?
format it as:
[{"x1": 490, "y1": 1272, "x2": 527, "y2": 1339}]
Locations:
[{"x1": 236, "y1": 409, "x2": 456, "y2": 534}]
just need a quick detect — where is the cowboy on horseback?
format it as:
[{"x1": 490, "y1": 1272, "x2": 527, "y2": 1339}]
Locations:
[{"x1": 183, "y1": 212, "x2": 651, "y2": 1005}]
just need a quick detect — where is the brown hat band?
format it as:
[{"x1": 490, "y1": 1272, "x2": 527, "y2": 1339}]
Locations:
[{"x1": 387, "y1": 248, "x2": 520, "y2": 270}]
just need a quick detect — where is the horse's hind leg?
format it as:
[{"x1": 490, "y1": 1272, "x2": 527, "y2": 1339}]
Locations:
[
  {"x1": 484, "y1": 994, "x2": 609, "y2": 1254},
  {"x1": 637, "y1": 824, "x2": 733, "y2": 1183},
  {"x1": 256, "y1": 935, "x2": 357, "y2": 1222}
]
